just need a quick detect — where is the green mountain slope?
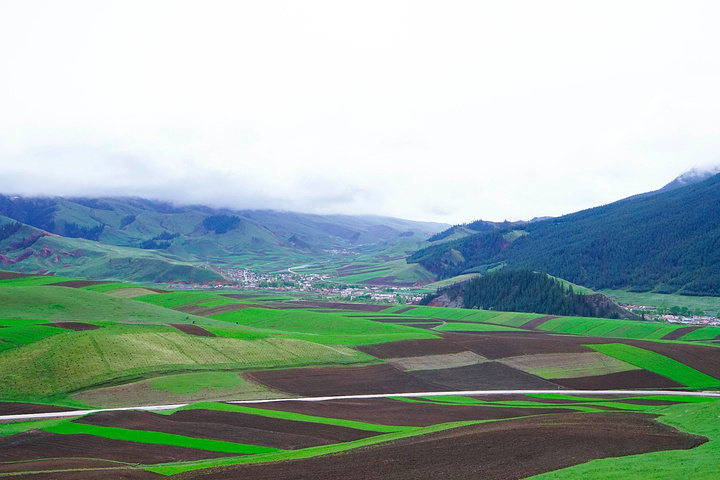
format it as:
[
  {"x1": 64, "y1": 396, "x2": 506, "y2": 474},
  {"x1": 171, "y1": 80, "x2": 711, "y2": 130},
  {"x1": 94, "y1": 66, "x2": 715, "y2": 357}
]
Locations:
[
  {"x1": 0, "y1": 196, "x2": 447, "y2": 283},
  {"x1": 410, "y1": 173, "x2": 720, "y2": 296}
]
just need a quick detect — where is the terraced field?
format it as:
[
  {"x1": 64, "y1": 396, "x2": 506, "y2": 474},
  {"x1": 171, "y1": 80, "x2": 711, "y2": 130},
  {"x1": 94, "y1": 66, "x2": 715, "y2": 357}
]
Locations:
[{"x1": 2, "y1": 272, "x2": 720, "y2": 478}]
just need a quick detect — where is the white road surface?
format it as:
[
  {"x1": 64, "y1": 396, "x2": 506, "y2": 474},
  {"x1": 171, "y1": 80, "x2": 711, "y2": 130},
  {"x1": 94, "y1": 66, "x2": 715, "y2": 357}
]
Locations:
[{"x1": 3, "y1": 389, "x2": 720, "y2": 422}]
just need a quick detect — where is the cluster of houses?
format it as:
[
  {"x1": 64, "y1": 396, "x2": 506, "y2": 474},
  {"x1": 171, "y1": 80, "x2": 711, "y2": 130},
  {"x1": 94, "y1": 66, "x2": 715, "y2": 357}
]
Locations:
[{"x1": 207, "y1": 267, "x2": 423, "y2": 304}]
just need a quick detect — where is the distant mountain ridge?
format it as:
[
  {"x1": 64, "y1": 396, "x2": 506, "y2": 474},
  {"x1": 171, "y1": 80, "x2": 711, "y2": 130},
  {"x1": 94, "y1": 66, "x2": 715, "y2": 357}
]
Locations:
[
  {"x1": 0, "y1": 195, "x2": 448, "y2": 283},
  {"x1": 409, "y1": 171, "x2": 720, "y2": 296}
]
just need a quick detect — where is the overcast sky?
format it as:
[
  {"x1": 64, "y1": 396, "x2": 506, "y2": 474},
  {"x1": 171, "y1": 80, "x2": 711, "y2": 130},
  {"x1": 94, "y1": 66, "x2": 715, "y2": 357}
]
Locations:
[{"x1": 1, "y1": 1, "x2": 719, "y2": 224}]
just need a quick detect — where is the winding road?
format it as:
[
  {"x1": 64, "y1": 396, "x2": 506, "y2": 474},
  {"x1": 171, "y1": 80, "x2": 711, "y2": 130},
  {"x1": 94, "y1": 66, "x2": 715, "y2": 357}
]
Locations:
[{"x1": 4, "y1": 389, "x2": 720, "y2": 422}]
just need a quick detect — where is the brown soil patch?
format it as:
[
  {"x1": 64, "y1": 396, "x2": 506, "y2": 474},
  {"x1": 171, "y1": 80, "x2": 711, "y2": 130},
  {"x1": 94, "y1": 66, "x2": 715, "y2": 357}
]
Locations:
[
  {"x1": 0, "y1": 458, "x2": 126, "y2": 474},
  {"x1": 0, "y1": 459, "x2": 158, "y2": 480},
  {"x1": 521, "y1": 315, "x2": 559, "y2": 329},
  {"x1": 75, "y1": 409, "x2": 376, "y2": 449},
  {"x1": 169, "y1": 324, "x2": 216, "y2": 337},
  {"x1": 146, "y1": 288, "x2": 171, "y2": 293},
  {"x1": 448, "y1": 332, "x2": 598, "y2": 359},
  {"x1": 179, "y1": 412, "x2": 705, "y2": 480},
  {"x1": 0, "y1": 430, "x2": 228, "y2": 464},
  {"x1": 247, "y1": 364, "x2": 446, "y2": 397},
  {"x1": 552, "y1": 369, "x2": 684, "y2": 389},
  {"x1": 408, "y1": 362, "x2": 563, "y2": 390},
  {"x1": 357, "y1": 338, "x2": 467, "y2": 358},
  {"x1": 44, "y1": 280, "x2": 114, "y2": 288},
  {"x1": 661, "y1": 326, "x2": 702, "y2": 340},
  {"x1": 394, "y1": 306, "x2": 415, "y2": 314},
  {"x1": 0, "y1": 271, "x2": 35, "y2": 280},
  {"x1": 0, "y1": 402, "x2": 78, "y2": 416},
  {"x1": 624, "y1": 339, "x2": 720, "y2": 379},
  {"x1": 49, "y1": 322, "x2": 101, "y2": 331},
  {"x1": 253, "y1": 397, "x2": 570, "y2": 427}
]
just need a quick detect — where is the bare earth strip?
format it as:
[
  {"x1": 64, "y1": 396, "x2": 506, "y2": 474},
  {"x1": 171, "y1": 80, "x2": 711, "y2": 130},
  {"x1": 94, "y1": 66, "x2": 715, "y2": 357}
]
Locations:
[
  {"x1": 357, "y1": 338, "x2": 467, "y2": 358},
  {"x1": 387, "y1": 351, "x2": 487, "y2": 371},
  {"x1": 169, "y1": 324, "x2": 217, "y2": 337},
  {"x1": 498, "y1": 352, "x2": 639, "y2": 379},
  {"x1": 74, "y1": 409, "x2": 378, "y2": 449},
  {"x1": 521, "y1": 315, "x2": 559, "y2": 329},
  {"x1": 0, "y1": 430, "x2": 229, "y2": 464},
  {"x1": 174, "y1": 413, "x2": 706, "y2": 480}
]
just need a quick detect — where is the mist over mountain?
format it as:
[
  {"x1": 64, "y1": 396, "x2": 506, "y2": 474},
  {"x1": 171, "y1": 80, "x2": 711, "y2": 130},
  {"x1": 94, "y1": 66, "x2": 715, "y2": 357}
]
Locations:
[
  {"x1": 0, "y1": 194, "x2": 447, "y2": 283},
  {"x1": 659, "y1": 166, "x2": 720, "y2": 192}
]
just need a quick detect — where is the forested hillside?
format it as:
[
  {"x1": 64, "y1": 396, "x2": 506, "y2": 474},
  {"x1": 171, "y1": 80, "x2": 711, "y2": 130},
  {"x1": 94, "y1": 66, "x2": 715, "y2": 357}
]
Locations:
[
  {"x1": 421, "y1": 269, "x2": 633, "y2": 319},
  {"x1": 410, "y1": 173, "x2": 720, "y2": 296}
]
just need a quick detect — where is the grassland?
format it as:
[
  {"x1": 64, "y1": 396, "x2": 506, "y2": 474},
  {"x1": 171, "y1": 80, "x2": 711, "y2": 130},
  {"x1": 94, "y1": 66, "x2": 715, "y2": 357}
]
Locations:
[
  {"x1": 500, "y1": 352, "x2": 639, "y2": 380},
  {"x1": 46, "y1": 422, "x2": 282, "y2": 455},
  {"x1": 0, "y1": 286, "x2": 207, "y2": 324},
  {"x1": 530, "y1": 399, "x2": 720, "y2": 479},
  {"x1": 589, "y1": 344, "x2": 720, "y2": 388},
  {"x1": 174, "y1": 402, "x2": 410, "y2": 433},
  {"x1": 145, "y1": 420, "x2": 482, "y2": 475},
  {"x1": 433, "y1": 322, "x2": 522, "y2": 332},
  {"x1": 75, "y1": 372, "x2": 287, "y2": 408},
  {"x1": 0, "y1": 324, "x2": 374, "y2": 401},
  {"x1": 536, "y1": 316, "x2": 683, "y2": 340},
  {"x1": 210, "y1": 308, "x2": 438, "y2": 346}
]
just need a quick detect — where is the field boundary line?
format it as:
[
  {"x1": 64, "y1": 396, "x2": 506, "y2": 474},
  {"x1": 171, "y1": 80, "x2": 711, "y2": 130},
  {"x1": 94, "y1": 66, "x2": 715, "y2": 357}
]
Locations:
[{"x1": 3, "y1": 389, "x2": 720, "y2": 422}]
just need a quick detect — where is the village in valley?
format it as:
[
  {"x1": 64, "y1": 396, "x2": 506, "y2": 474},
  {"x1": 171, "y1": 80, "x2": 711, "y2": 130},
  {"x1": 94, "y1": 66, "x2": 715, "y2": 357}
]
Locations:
[{"x1": 179, "y1": 267, "x2": 426, "y2": 304}]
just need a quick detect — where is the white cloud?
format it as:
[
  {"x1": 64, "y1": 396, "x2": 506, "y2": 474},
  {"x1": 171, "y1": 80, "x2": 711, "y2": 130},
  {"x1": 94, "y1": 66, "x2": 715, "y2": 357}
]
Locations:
[{"x1": 1, "y1": 0, "x2": 719, "y2": 223}]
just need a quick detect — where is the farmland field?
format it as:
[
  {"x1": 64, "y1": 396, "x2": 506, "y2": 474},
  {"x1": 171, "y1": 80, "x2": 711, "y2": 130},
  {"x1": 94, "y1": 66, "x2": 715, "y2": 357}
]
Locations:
[{"x1": 2, "y1": 273, "x2": 720, "y2": 478}]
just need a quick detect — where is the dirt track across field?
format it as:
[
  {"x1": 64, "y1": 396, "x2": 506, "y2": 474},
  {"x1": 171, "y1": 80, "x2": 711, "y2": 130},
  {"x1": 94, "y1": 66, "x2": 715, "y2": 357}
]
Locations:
[{"x1": 177, "y1": 412, "x2": 706, "y2": 480}]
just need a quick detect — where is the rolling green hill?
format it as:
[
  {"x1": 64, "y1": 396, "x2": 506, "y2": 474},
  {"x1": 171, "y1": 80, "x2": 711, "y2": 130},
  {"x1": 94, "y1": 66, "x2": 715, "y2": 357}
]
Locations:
[{"x1": 0, "y1": 196, "x2": 447, "y2": 283}]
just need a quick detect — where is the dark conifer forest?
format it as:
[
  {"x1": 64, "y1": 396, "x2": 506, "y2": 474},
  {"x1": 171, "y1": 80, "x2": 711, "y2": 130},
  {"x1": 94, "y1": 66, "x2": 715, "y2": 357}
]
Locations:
[
  {"x1": 421, "y1": 269, "x2": 632, "y2": 318},
  {"x1": 410, "y1": 173, "x2": 720, "y2": 296}
]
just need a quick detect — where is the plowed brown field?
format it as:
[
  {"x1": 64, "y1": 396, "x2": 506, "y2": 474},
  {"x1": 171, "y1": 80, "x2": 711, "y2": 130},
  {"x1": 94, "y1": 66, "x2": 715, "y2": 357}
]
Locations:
[
  {"x1": 74, "y1": 409, "x2": 378, "y2": 448},
  {"x1": 250, "y1": 397, "x2": 570, "y2": 426},
  {"x1": 247, "y1": 364, "x2": 444, "y2": 396},
  {"x1": 177, "y1": 413, "x2": 706, "y2": 480}
]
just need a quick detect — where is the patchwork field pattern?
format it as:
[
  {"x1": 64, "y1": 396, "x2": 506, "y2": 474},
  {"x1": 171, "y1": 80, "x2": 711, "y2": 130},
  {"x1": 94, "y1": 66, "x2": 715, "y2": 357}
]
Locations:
[{"x1": 3, "y1": 274, "x2": 720, "y2": 478}]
